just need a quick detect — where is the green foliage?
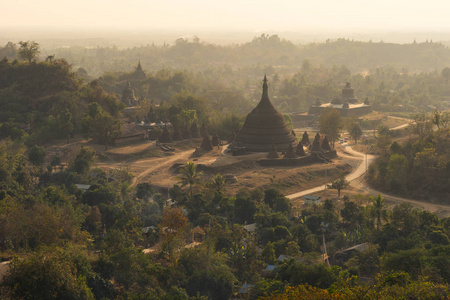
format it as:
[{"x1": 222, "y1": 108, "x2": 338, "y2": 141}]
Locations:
[
  {"x1": 326, "y1": 177, "x2": 349, "y2": 197},
  {"x1": 82, "y1": 102, "x2": 121, "y2": 149},
  {"x1": 18, "y1": 41, "x2": 40, "y2": 63},
  {"x1": 176, "y1": 161, "x2": 204, "y2": 200},
  {"x1": 1, "y1": 248, "x2": 94, "y2": 299},
  {"x1": 68, "y1": 146, "x2": 96, "y2": 175},
  {"x1": 277, "y1": 260, "x2": 338, "y2": 289},
  {"x1": 319, "y1": 108, "x2": 341, "y2": 146},
  {"x1": 28, "y1": 144, "x2": 46, "y2": 166}
]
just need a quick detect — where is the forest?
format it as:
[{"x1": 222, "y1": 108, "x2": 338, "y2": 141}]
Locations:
[{"x1": 0, "y1": 37, "x2": 449, "y2": 299}]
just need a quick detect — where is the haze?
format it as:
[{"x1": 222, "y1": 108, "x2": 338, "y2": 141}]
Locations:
[{"x1": 3, "y1": 0, "x2": 450, "y2": 32}]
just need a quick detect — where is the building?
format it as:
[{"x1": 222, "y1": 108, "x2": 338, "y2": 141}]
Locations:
[
  {"x1": 304, "y1": 194, "x2": 321, "y2": 205},
  {"x1": 114, "y1": 123, "x2": 147, "y2": 145},
  {"x1": 230, "y1": 76, "x2": 296, "y2": 152},
  {"x1": 121, "y1": 81, "x2": 138, "y2": 107},
  {"x1": 308, "y1": 83, "x2": 371, "y2": 117},
  {"x1": 132, "y1": 61, "x2": 146, "y2": 81}
]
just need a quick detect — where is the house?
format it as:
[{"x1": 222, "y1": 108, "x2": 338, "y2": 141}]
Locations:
[
  {"x1": 239, "y1": 283, "x2": 254, "y2": 294},
  {"x1": 332, "y1": 243, "x2": 368, "y2": 265},
  {"x1": 304, "y1": 195, "x2": 321, "y2": 205},
  {"x1": 74, "y1": 184, "x2": 91, "y2": 192},
  {"x1": 114, "y1": 123, "x2": 147, "y2": 145},
  {"x1": 243, "y1": 223, "x2": 257, "y2": 233}
]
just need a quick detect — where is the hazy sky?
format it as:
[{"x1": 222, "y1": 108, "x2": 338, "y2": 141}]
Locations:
[{"x1": 3, "y1": 0, "x2": 450, "y2": 32}]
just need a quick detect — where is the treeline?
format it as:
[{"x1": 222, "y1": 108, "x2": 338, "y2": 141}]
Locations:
[
  {"x1": 0, "y1": 58, "x2": 124, "y2": 145},
  {"x1": 1, "y1": 143, "x2": 450, "y2": 299},
  {"x1": 369, "y1": 112, "x2": 450, "y2": 200},
  {"x1": 11, "y1": 35, "x2": 450, "y2": 76}
]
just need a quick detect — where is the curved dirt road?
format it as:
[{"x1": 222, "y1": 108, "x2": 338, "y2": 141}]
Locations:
[
  {"x1": 287, "y1": 143, "x2": 450, "y2": 218},
  {"x1": 287, "y1": 143, "x2": 375, "y2": 200}
]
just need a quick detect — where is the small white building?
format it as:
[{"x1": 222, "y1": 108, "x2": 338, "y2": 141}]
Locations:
[{"x1": 304, "y1": 195, "x2": 321, "y2": 205}]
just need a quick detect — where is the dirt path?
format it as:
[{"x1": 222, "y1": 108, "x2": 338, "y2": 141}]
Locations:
[
  {"x1": 287, "y1": 143, "x2": 375, "y2": 200},
  {"x1": 129, "y1": 149, "x2": 194, "y2": 188},
  {"x1": 287, "y1": 143, "x2": 450, "y2": 218}
]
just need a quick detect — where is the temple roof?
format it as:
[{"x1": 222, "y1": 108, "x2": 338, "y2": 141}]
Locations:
[
  {"x1": 121, "y1": 81, "x2": 137, "y2": 106},
  {"x1": 341, "y1": 82, "x2": 357, "y2": 103},
  {"x1": 230, "y1": 76, "x2": 296, "y2": 152}
]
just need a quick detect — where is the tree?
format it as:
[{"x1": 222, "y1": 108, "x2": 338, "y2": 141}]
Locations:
[
  {"x1": 411, "y1": 112, "x2": 432, "y2": 141},
  {"x1": 28, "y1": 145, "x2": 46, "y2": 166},
  {"x1": 82, "y1": 102, "x2": 121, "y2": 150},
  {"x1": 58, "y1": 108, "x2": 73, "y2": 143},
  {"x1": 207, "y1": 174, "x2": 226, "y2": 195},
  {"x1": 387, "y1": 154, "x2": 408, "y2": 189},
  {"x1": 176, "y1": 161, "x2": 203, "y2": 199},
  {"x1": 326, "y1": 177, "x2": 349, "y2": 197},
  {"x1": 442, "y1": 67, "x2": 450, "y2": 83},
  {"x1": 370, "y1": 194, "x2": 388, "y2": 230},
  {"x1": 18, "y1": 41, "x2": 40, "y2": 63},
  {"x1": 160, "y1": 207, "x2": 188, "y2": 259},
  {"x1": 349, "y1": 122, "x2": 363, "y2": 144},
  {"x1": 1, "y1": 249, "x2": 94, "y2": 299},
  {"x1": 319, "y1": 108, "x2": 341, "y2": 146}
]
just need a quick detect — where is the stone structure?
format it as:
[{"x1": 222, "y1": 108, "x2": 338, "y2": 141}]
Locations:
[
  {"x1": 159, "y1": 125, "x2": 173, "y2": 143},
  {"x1": 121, "y1": 81, "x2": 137, "y2": 106},
  {"x1": 283, "y1": 144, "x2": 297, "y2": 159},
  {"x1": 132, "y1": 61, "x2": 146, "y2": 80},
  {"x1": 296, "y1": 143, "x2": 306, "y2": 156},
  {"x1": 301, "y1": 131, "x2": 310, "y2": 145},
  {"x1": 321, "y1": 136, "x2": 331, "y2": 151},
  {"x1": 230, "y1": 76, "x2": 296, "y2": 152},
  {"x1": 308, "y1": 83, "x2": 371, "y2": 117},
  {"x1": 311, "y1": 133, "x2": 322, "y2": 152},
  {"x1": 201, "y1": 136, "x2": 213, "y2": 151},
  {"x1": 341, "y1": 82, "x2": 358, "y2": 103},
  {"x1": 114, "y1": 123, "x2": 147, "y2": 145},
  {"x1": 267, "y1": 143, "x2": 279, "y2": 159}
]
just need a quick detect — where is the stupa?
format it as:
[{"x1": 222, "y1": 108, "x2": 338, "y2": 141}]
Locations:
[
  {"x1": 341, "y1": 82, "x2": 357, "y2": 104},
  {"x1": 301, "y1": 131, "x2": 310, "y2": 145},
  {"x1": 121, "y1": 81, "x2": 137, "y2": 106},
  {"x1": 311, "y1": 133, "x2": 321, "y2": 152},
  {"x1": 230, "y1": 76, "x2": 296, "y2": 152},
  {"x1": 321, "y1": 136, "x2": 332, "y2": 151},
  {"x1": 296, "y1": 143, "x2": 306, "y2": 156},
  {"x1": 267, "y1": 143, "x2": 279, "y2": 158},
  {"x1": 201, "y1": 136, "x2": 213, "y2": 151},
  {"x1": 283, "y1": 144, "x2": 297, "y2": 159}
]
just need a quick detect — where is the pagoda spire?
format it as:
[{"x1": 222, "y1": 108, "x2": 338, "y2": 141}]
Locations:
[
  {"x1": 136, "y1": 60, "x2": 143, "y2": 71},
  {"x1": 262, "y1": 74, "x2": 269, "y2": 100}
]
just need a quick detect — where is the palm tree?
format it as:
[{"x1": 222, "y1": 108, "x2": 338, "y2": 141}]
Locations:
[
  {"x1": 208, "y1": 174, "x2": 226, "y2": 195},
  {"x1": 176, "y1": 161, "x2": 203, "y2": 199},
  {"x1": 370, "y1": 194, "x2": 388, "y2": 230}
]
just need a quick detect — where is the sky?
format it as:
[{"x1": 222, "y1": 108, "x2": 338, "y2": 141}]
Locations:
[{"x1": 3, "y1": 0, "x2": 450, "y2": 32}]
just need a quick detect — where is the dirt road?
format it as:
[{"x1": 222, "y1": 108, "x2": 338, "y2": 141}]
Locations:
[
  {"x1": 287, "y1": 143, "x2": 375, "y2": 200},
  {"x1": 129, "y1": 149, "x2": 194, "y2": 188},
  {"x1": 287, "y1": 143, "x2": 450, "y2": 218}
]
